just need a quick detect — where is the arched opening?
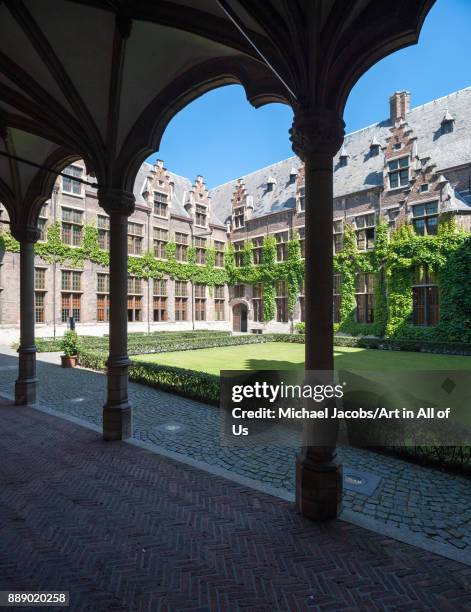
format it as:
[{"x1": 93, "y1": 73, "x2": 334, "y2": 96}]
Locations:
[{"x1": 232, "y1": 302, "x2": 248, "y2": 332}]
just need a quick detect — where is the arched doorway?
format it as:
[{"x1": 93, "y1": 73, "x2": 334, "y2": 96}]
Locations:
[{"x1": 233, "y1": 303, "x2": 248, "y2": 332}]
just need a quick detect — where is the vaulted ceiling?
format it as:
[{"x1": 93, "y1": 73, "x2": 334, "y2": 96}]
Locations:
[{"x1": 0, "y1": 0, "x2": 434, "y2": 226}]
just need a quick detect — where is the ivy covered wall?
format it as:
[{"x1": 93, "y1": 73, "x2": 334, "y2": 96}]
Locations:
[{"x1": 1, "y1": 218, "x2": 470, "y2": 341}]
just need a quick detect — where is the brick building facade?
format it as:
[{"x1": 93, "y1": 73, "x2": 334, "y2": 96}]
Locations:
[{"x1": 1, "y1": 87, "x2": 470, "y2": 341}]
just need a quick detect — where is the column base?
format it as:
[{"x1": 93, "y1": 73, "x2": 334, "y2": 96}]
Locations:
[
  {"x1": 103, "y1": 403, "x2": 132, "y2": 441},
  {"x1": 295, "y1": 454, "x2": 343, "y2": 520},
  {"x1": 14, "y1": 378, "x2": 38, "y2": 405}
]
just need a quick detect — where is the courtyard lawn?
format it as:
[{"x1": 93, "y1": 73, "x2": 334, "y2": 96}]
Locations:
[{"x1": 132, "y1": 342, "x2": 471, "y2": 375}]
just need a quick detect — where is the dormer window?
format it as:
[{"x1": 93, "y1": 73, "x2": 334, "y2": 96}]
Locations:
[
  {"x1": 233, "y1": 205, "x2": 244, "y2": 228},
  {"x1": 62, "y1": 165, "x2": 83, "y2": 196},
  {"x1": 370, "y1": 136, "x2": 380, "y2": 156},
  {"x1": 153, "y1": 191, "x2": 168, "y2": 218},
  {"x1": 388, "y1": 156, "x2": 409, "y2": 189},
  {"x1": 338, "y1": 145, "x2": 349, "y2": 167},
  {"x1": 289, "y1": 167, "x2": 298, "y2": 184},
  {"x1": 267, "y1": 176, "x2": 276, "y2": 192},
  {"x1": 195, "y1": 204, "x2": 207, "y2": 227},
  {"x1": 441, "y1": 110, "x2": 454, "y2": 134},
  {"x1": 393, "y1": 142, "x2": 402, "y2": 150}
]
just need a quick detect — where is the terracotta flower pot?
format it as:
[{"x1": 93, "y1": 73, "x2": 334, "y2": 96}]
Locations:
[{"x1": 61, "y1": 355, "x2": 77, "y2": 368}]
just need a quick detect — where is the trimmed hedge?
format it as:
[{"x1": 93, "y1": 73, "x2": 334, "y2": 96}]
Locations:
[
  {"x1": 332, "y1": 334, "x2": 471, "y2": 355},
  {"x1": 32, "y1": 330, "x2": 231, "y2": 353},
  {"x1": 77, "y1": 349, "x2": 219, "y2": 404},
  {"x1": 32, "y1": 330, "x2": 471, "y2": 356}
]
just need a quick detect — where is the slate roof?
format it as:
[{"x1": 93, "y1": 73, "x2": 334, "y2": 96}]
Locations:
[{"x1": 207, "y1": 86, "x2": 471, "y2": 223}]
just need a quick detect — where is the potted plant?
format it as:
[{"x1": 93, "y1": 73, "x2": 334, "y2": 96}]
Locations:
[{"x1": 60, "y1": 330, "x2": 80, "y2": 368}]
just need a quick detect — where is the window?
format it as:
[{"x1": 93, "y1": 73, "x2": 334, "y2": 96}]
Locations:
[
  {"x1": 355, "y1": 213, "x2": 375, "y2": 250},
  {"x1": 297, "y1": 228, "x2": 305, "y2": 258},
  {"x1": 275, "y1": 231, "x2": 289, "y2": 262},
  {"x1": 355, "y1": 273, "x2": 375, "y2": 323},
  {"x1": 234, "y1": 284, "x2": 244, "y2": 298},
  {"x1": 233, "y1": 241, "x2": 244, "y2": 267},
  {"x1": 388, "y1": 156, "x2": 409, "y2": 189},
  {"x1": 175, "y1": 232, "x2": 188, "y2": 262},
  {"x1": 339, "y1": 156, "x2": 348, "y2": 168},
  {"x1": 387, "y1": 208, "x2": 400, "y2": 232},
  {"x1": 35, "y1": 268, "x2": 46, "y2": 324},
  {"x1": 298, "y1": 186, "x2": 305, "y2": 212},
  {"x1": 252, "y1": 236, "x2": 264, "y2": 264},
  {"x1": 333, "y1": 220, "x2": 343, "y2": 253},
  {"x1": 97, "y1": 215, "x2": 110, "y2": 250},
  {"x1": 412, "y1": 266, "x2": 439, "y2": 326},
  {"x1": 97, "y1": 273, "x2": 109, "y2": 293},
  {"x1": 214, "y1": 241, "x2": 225, "y2": 267},
  {"x1": 96, "y1": 273, "x2": 110, "y2": 322},
  {"x1": 299, "y1": 280, "x2": 305, "y2": 322},
  {"x1": 35, "y1": 267, "x2": 46, "y2": 290},
  {"x1": 61, "y1": 207, "x2": 83, "y2": 246},
  {"x1": 61, "y1": 293, "x2": 81, "y2": 323},
  {"x1": 175, "y1": 281, "x2": 188, "y2": 321},
  {"x1": 252, "y1": 283, "x2": 263, "y2": 322},
  {"x1": 127, "y1": 276, "x2": 142, "y2": 294},
  {"x1": 153, "y1": 192, "x2": 168, "y2": 218},
  {"x1": 275, "y1": 280, "x2": 288, "y2": 322},
  {"x1": 35, "y1": 291, "x2": 45, "y2": 324},
  {"x1": 333, "y1": 274, "x2": 341, "y2": 324},
  {"x1": 97, "y1": 294, "x2": 110, "y2": 322},
  {"x1": 128, "y1": 222, "x2": 143, "y2": 255},
  {"x1": 153, "y1": 278, "x2": 167, "y2": 321},
  {"x1": 441, "y1": 120, "x2": 453, "y2": 135},
  {"x1": 127, "y1": 276, "x2": 142, "y2": 322},
  {"x1": 214, "y1": 285, "x2": 225, "y2": 321},
  {"x1": 195, "y1": 204, "x2": 207, "y2": 227},
  {"x1": 420, "y1": 184, "x2": 429, "y2": 193},
  {"x1": 412, "y1": 201, "x2": 438, "y2": 236},
  {"x1": 194, "y1": 284, "x2": 206, "y2": 321},
  {"x1": 61, "y1": 270, "x2": 81, "y2": 291},
  {"x1": 233, "y1": 206, "x2": 244, "y2": 228},
  {"x1": 61, "y1": 270, "x2": 82, "y2": 322},
  {"x1": 38, "y1": 204, "x2": 48, "y2": 241},
  {"x1": 62, "y1": 165, "x2": 83, "y2": 195},
  {"x1": 153, "y1": 227, "x2": 168, "y2": 259},
  {"x1": 194, "y1": 236, "x2": 206, "y2": 264}
]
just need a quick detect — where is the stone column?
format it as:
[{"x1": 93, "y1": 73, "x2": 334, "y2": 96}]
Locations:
[
  {"x1": 11, "y1": 225, "x2": 40, "y2": 405},
  {"x1": 98, "y1": 188, "x2": 135, "y2": 441},
  {"x1": 290, "y1": 108, "x2": 345, "y2": 520}
]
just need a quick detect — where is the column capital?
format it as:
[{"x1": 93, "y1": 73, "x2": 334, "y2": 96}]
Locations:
[
  {"x1": 10, "y1": 224, "x2": 40, "y2": 243},
  {"x1": 98, "y1": 188, "x2": 135, "y2": 217},
  {"x1": 290, "y1": 107, "x2": 345, "y2": 160}
]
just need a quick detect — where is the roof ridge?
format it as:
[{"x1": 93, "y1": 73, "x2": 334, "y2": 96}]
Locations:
[{"x1": 210, "y1": 155, "x2": 298, "y2": 192}]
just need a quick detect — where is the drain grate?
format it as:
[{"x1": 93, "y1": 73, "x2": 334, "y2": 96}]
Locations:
[{"x1": 343, "y1": 468, "x2": 382, "y2": 496}]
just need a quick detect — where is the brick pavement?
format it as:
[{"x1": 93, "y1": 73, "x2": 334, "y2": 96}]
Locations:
[
  {"x1": 1, "y1": 398, "x2": 471, "y2": 611},
  {"x1": 0, "y1": 348, "x2": 470, "y2": 567}
]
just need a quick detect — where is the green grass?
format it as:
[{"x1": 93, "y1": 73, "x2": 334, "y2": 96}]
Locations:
[{"x1": 133, "y1": 342, "x2": 471, "y2": 375}]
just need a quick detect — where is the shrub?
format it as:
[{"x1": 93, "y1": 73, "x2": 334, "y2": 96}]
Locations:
[
  {"x1": 77, "y1": 349, "x2": 220, "y2": 404},
  {"x1": 294, "y1": 322, "x2": 305, "y2": 334},
  {"x1": 60, "y1": 330, "x2": 80, "y2": 356}
]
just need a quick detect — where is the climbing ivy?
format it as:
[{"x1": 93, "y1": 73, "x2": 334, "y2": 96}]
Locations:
[{"x1": 1, "y1": 216, "x2": 470, "y2": 340}]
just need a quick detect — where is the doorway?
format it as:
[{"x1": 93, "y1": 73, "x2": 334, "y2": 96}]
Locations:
[{"x1": 232, "y1": 303, "x2": 248, "y2": 332}]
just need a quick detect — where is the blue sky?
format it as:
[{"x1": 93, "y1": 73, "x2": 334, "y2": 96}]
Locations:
[{"x1": 148, "y1": 0, "x2": 471, "y2": 188}]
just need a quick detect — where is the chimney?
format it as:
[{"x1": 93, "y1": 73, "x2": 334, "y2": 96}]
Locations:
[{"x1": 389, "y1": 91, "x2": 410, "y2": 122}]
